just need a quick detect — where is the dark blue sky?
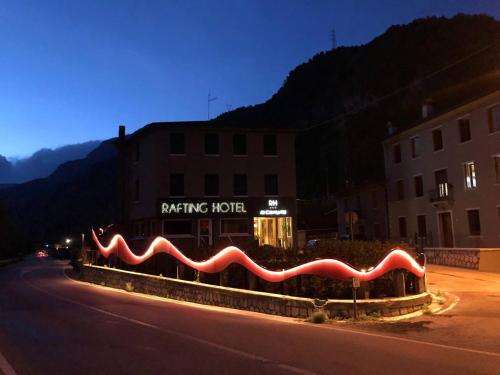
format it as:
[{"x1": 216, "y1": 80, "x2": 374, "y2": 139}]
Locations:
[{"x1": 1, "y1": 0, "x2": 499, "y2": 158}]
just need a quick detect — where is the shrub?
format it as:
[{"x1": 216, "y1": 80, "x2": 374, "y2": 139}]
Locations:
[{"x1": 308, "y1": 311, "x2": 327, "y2": 324}]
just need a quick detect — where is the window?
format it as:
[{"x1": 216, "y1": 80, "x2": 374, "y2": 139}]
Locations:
[
  {"x1": 467, "y1": 209, "x2": 481, "y2": 236},
  {"x1": 205, "y1": 133, "x2": 219, "y2": 155},
  {"x1": 264, "y1": 174, "x2": 278, "y2": 195},
  {"x1": 134, "y1": 179, "x2": 140, "y2": 201},
  {"x1": 170, "y1": 173, "x2": 184, "y2": 196},
  {"x1": 220, "y1": 219, "x2": 249, "y2": 235},
  {"x1": 393, "y1": 144, "x2": 401, "y2": 164},
  {"x1": 458, "y1": 118, "x2": 471, "y2": 143},
  {"x1": 396, "y1": 180, "x2": 405, "y2": 200},
  {"x1": 398, "y1": 217, "x2": 407, "y2": 238},
  {"x1": 233, "y1": 174, "x2": 247, "y2": 196},
  {"x1": 432, "y1": 129, "x2": 443, "y2": 151},
  {"x1": 411, "y1": 136, "x2": 421, "y2": 158},
  {"x1": 233, "y1": 134, "x2": 247, "y2": 155},
  {"x1": 373, "y1": 223, "x2": 381, "y2": 238},
  {"x1": 135, "y1": 142, "x2": 140, "y2": 162},
  {"x1": 263, "y1": 134, "x2": 277, "y2": 156},
  {"x1": 204, "y1": 174, "x2": 219, "y2": 196},
  {"x1": 163, "y1": 220, "x2": 192, "y2": 235},
  {"x1": 417, "y1": 215, "x2": 427, "y2": 237},
  {"x1": 494, "y1": 156, "x2": 500, "y2": 183},
  {"x1": 464, "y1": 162, "x2": 477, "y2": 189},
  {"x1": 170, "y1": 133, "x2": 185, "y2": 154},
  {"x1": 414, "y1": 175, "x2": 424, "y2": 197},
  {"x1": 488, "y1": 104, "x2": 500, "y2": 133},
  {"x1": 434, "y1": 169, "x2": 449, "y2": 198}
]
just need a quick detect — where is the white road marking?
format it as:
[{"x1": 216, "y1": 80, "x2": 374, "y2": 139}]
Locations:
[
  {"x1": 436, "y1": 294, "x2": 460, "y2": 315},
  {"x1": 20, "y1": 267, "x2": 316, "y2": 375},
  {"x1": 0, "y1": 350, "x2": 17, "y2": 375}
]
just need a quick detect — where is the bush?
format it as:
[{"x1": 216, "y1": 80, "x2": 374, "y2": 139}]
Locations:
[{"x1": 308, "y1": 311, "x2": 327, "y2": 324}]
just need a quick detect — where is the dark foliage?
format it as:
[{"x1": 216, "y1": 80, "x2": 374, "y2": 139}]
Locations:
[{"x1": 216, "y1": 14, "x2": 500, "y2": 197}]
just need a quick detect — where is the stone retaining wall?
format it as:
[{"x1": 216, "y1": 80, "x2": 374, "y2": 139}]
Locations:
[
  {"x1": 80, "y1": 265, "x2": 431, "y2": 319},
  {"x1": 424, "y1": 248, "x2": 500, "y2": 273},
  {"x1": 424, "y1": 248, "x2": 480, "y2": 269}
]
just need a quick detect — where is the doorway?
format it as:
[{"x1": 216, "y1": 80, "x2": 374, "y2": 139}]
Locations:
[
  {"x1": 438, "y1": 212, "x2": 454, "y2": 247},
  {"x1": 198, "y1": 219, "x2": 212, "y2": 247}
]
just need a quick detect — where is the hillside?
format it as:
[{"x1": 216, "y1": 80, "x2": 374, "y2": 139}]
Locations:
[
  {"x1": 0, "y1": 141, "x2": 117, "y2": 255},
  {"x1": 217, "y1": 14, "x2": 500, "y2": 197},
  {"x1": 0, "y1": 141, "x2": 100, "y2": 184},
  {"x1": 2, "y1": 14, "x2": 500, "y2": 253}
]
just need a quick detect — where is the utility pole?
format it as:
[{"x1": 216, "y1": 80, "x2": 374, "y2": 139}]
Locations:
[
  {"x1": 208, "y1": 91, "x2": 218, "y2": 120},
  {"x1": 331, "y1": 28, "x2": 337, "y2": 50}
]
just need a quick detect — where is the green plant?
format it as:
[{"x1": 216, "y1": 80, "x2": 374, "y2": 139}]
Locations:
[{"x1": 308, "y1": 311, "x2": 327, "y2": 324}]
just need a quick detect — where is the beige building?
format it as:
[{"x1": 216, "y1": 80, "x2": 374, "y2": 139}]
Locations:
[{"x1": 383, "y1": 90, "x2": 500, "y2": 248}]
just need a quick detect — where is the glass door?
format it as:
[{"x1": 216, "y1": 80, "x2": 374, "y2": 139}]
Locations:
[{"x1": 198, "y1": 219, "x2": 212, "y2": 247}]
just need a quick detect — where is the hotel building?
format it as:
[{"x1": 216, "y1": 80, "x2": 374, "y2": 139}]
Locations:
[
  {"x1": 116, "y1": 122, "x2": 297, "y2": 252},
  {"x1": 383, "y1": 90, "x2": 500, "y2": 248}
]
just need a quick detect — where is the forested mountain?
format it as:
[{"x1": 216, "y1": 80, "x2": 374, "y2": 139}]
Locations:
[
  {"x1": 217, "y1": 14, "x2": 500, "y2": 197},
  {"x1": 1, "y1": 14, "x2": 500, "y2": 254},
  {"x1": 0, "y1": 141, "x2": 100, "y2": 184}
]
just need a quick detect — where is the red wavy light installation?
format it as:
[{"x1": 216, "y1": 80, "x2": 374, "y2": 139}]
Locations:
[{"x1": 92, "y1": 230, "x2": 425, "y2": 282}]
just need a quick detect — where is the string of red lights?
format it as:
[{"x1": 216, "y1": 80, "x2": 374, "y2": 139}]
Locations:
[{"x1": 92, "y1": 230, "x2": 425, "y2": 282}]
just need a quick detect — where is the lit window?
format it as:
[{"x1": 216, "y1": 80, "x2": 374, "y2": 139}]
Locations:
[
  {"x1": 411, "y1": 136, "x2": 421, "y2": 158},
  {"x1": 464, "y1": 162, "x2": 477, "y2": 189}
]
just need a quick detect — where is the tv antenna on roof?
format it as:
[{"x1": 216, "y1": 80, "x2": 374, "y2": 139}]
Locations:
[
  {"x1": 208, "y1": 91, "x2": 218, "y2": 120},
  {"x1": 331, "y1": 28, "x2": 337, "y2": 49}
]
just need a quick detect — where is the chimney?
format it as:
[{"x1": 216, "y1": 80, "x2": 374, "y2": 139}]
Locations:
[
  {"x1": 421, "y1": 98, "x2": 434, "y2": 119},
  {"x1": 386, "y1": 121, "x2": 396, "y2": 136},
  {"x1": 118, "y1": 125, "x2": 125, "y2": 141}
]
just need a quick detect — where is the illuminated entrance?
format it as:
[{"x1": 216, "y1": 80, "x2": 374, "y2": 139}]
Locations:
[{"x1": 253, "y1": 217, "x2": 293, "y2": 249}]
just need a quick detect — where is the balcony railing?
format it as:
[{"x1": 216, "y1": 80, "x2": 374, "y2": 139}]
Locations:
[{"x1": 429, "y1": 183, "x2": 454, "y2": 204}]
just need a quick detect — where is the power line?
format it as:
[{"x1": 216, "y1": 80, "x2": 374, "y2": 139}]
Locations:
[{"x1": 304, "y1": 36, "x2": 500, "y2": 133}]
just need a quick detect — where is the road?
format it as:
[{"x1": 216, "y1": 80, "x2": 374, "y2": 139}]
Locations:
[{"x1": 1, "y1": 258, "x2": 500, "y2": 375}]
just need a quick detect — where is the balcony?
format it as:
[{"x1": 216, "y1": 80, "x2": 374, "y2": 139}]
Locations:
[{"x1": 429, "y1": 183, "x2": 454, "y2": 207}]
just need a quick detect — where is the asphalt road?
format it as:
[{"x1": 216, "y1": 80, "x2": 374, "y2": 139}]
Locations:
[{"x1": 1, "y1": 258, "x2": 500, "y2": 375}]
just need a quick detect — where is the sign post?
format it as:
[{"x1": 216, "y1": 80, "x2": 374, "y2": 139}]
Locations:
[
  {"x1": 345, "y1": 211, "x2": 359, "y2": 241},
  {"x1": 352, "y1": 277, "x2": 360, "y2": 319}
]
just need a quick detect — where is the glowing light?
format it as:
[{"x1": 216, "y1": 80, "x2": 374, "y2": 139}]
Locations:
[
  {"x1": 92, "y1": 230, "x2": 425, "y2": 282},
  {"x1": 65, "y1": 238, "x2": 72, "y2": 244}
]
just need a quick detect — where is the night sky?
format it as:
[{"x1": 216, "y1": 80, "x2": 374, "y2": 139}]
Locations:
[{"x1": 1, "y1": 0, "x2": 499, "y2": 158}]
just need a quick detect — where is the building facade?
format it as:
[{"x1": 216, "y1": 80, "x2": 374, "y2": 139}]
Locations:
[
  {"x1": 383, "y1": 90, "x2": 500, "y2": 248},
  {"x1": 335, "y1": 182, "x2": 389, "y2": 241},
  {"x1": 117, "y1": 122, "x2": 297, "y2": 252}
]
